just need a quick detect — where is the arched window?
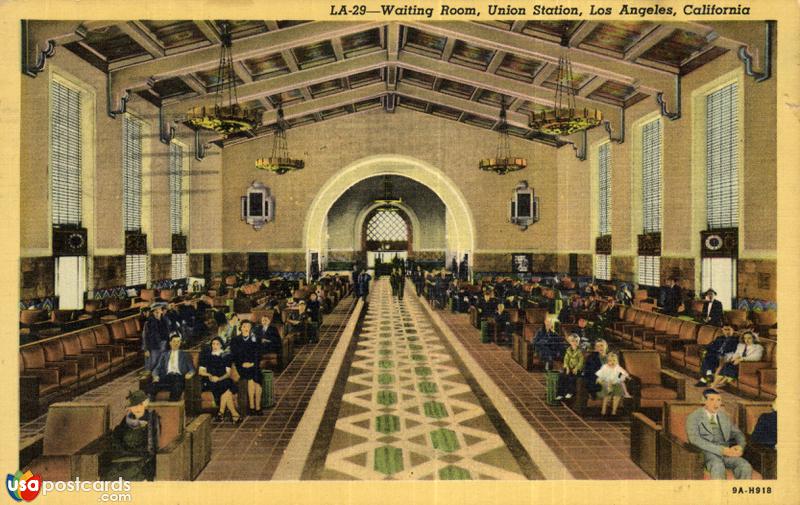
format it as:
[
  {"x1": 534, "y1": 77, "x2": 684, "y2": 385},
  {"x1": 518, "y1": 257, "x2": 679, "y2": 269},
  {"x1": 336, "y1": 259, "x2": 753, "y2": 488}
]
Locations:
[{"x1": 366, "y1": 209, "x2": 408, "y2": 242}]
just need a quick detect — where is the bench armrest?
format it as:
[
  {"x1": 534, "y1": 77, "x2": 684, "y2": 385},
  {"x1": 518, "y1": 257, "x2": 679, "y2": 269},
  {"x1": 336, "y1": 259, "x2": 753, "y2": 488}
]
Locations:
[{"x1": 661, "y1": 369, "x2": 686, "y2": 399}]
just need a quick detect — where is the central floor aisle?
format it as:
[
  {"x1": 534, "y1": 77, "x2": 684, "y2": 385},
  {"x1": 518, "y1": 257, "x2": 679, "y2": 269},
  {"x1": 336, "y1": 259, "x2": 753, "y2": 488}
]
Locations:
[{"x1": 304, "y1": 278, "x2": 539, "y2": 480}]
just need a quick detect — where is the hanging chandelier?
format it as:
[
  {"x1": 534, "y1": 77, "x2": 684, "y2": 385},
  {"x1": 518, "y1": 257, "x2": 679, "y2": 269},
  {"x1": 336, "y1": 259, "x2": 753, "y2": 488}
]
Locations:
[
  {"x1": 187, "y1": 21, "x2": 261, "y2": 136},
  {"x1": 255, "y1": 103, "x2": 305, "y2": 174},
  {"x1": 373, "y1": 175, "x2": 402, "y2": 206},
  {"x1": 479, "y1": 98, "x2": 527, "y2": 175},
  {"x1": 529, "y1": 38, "x2": 602, "y2": 136}
]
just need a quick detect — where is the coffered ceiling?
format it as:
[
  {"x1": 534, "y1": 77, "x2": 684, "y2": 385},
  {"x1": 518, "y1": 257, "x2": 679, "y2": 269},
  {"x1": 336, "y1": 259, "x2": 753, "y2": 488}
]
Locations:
[{"x1": 25, "y1": 19, "x2": 768, "y2": 147}]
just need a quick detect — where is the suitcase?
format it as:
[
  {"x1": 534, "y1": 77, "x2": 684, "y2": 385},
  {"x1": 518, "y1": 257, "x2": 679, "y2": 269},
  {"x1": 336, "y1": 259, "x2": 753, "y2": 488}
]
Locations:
[
  {"x1": 261, "y1": 369, "x2": 275, "y2": 409},
  {"x1": 545, "y1": 371, "x2": 560, "y2": 405},
  {"x1": 480, "y1": 321, "x2": 491, "y2": 343}
]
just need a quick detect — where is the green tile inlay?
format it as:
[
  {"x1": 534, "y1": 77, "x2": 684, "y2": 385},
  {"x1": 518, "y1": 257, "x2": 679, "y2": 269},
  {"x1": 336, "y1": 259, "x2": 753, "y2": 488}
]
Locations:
[
  {"x1": 423, "y1": 401, "x2": 448, "y2": 419},
  {"x1": 408, "y1": 344, "x2": 423, "y2": 351},
  {"x1": 406, "y1": 336, "x2": 418, "y2": 341},
  {"x1": 430, "y1": 428, "x2": 460, "y2": 453},
  {"x1": 374, "y1": 446, "x2": 404, "y2": 475},
  {"x1": 377, "y1": 390, "x2": 397, "y2": 406},
  {"x1": 375, "y1": 414, "x2": 401, "y2": 434},
  {"x1": 417, "y1": 381, "x2": 438, "y2": 394},
  {"x1": 378, "y1": 373, "x2": 394, "y2": 385},
  {"x1": 414, "y1": 366, "x2": 432, "y2": 377},
  {"x1": 438, "y1": 465, "x2": 471, "y2": 480},
  {"x1": 378, "y1": 360, "x2": 394, "y2": 369},
  {"x1": 411, "y1": 354, "x2": 426, "y2": 362},
  {"x1": 378, "y1": 349, "x2": 393, "y2": 356}
]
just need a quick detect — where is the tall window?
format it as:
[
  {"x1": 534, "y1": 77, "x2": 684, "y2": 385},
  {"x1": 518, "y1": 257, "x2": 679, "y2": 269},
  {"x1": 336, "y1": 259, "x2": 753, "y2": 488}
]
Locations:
[
  {"x1": 50, "y1": 80, "x2": 82, "y2": 225},
  {"x1": 169, "y1": 143, "x2": 187, "y2": 280},
  {"x1": 594, "y1": 255, "x2": 611, "y2": 281},
  {"x1": 706, "y1": 82, "x2": 739, "y2": 229},
  {"x1": 169, "y1": 143, "x2": 183, "y2": 235},
  {"x1": 122, "y1": 115, "x2": 143, "y2": 231},
  {"x1": 123, "y1": 115, "x2": 147, "y2": 286},
  {"x1": 598, "y1": 143, "x2": 611, "y2": 235},
  {"x1": 642, "y1": 119, "x2": 662, "y2": 233},
  {"x1": 638, "y1": 255, "x2": 660, "y2": 287}
]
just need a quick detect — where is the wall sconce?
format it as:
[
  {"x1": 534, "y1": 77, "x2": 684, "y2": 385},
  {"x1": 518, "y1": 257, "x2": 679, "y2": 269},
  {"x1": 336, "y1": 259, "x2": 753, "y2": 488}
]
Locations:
[
  {"x1": 509, "y1": 180, "x2": 539, "y2": 231},
  {"x1": 240, "y1": 181, "x2": 275, "y2": 230}
]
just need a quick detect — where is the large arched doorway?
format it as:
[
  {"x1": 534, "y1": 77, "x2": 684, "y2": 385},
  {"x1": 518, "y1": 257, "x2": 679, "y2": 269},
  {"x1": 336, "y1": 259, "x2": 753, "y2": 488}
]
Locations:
[
  {"x1": 303, "y1": 155, "x2": 475, "y2": 275},
  {"x1": 362, "y1": 205, "x2": 411, "y2": 275}
]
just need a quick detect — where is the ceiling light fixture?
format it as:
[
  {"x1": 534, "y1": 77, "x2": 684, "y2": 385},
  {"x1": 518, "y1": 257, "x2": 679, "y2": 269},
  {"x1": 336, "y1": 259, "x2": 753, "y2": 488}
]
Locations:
[
  {"x1": 255, "y1": 102, "x2": 305, "y2": 174},
  {"x1": 187, "y1": 21, "x2": 261, "y2": 136},
  {"x1": 529, "y1": 36, "x2": 602, "y2": 136},
  {"x1": 479, "y1": 97, "x2": 527, "y2": 175}
]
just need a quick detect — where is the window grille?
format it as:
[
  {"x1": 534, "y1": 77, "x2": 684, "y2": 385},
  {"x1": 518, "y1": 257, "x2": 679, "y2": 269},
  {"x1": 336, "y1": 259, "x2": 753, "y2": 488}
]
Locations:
[
  {"x1": 126, "y1": 254, "x2": 148, "y2": 286},
  {"x1": 50, "y1": 80, "x2": 82, "y2": 225},
  {"x1": 598, "y1": 143, "x2": 611, "y2": 235},
  {"x1": 638, "y1": 255, "x2": 660, "y2": 287},
  {"x1": 122, "y1": 115, "x2": 143, "y2": 231},
  {"x1": 642, "y1": 119, "x2": 662, "y2": 233},
  {"x1": 706, "y1": 82, "x2": 739, "y2": 229},
  {"x1": 169, "y1": 143, "x2": 183, "y2": 234},
  {"x1": 366, "y1": 210, "x2": 408, "y2": 242},
  {"x1": 594, "y1": 254, "x2": 611, "y2": 281}
]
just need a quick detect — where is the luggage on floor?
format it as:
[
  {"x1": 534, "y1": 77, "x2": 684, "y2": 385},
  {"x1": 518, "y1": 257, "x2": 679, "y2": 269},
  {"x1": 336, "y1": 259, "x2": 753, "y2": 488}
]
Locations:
[
  {"x1": 480, "y1": 321, "x2": 491, "y2": 343},
  {"x1": 545, "y1": 371, "x2": 560, "y2": 405},
  {"x1": 261, "y1": 369, "x2": 275, "y2": 409}
]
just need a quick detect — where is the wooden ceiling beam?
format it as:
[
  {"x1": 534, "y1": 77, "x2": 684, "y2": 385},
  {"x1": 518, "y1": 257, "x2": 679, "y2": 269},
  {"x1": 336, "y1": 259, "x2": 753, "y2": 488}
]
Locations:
[
  {"x1": 396, "y1": 82, "x2": 530, "y2": 130},
  {"x1": 259, "y1": 82, "x2": 386, "y2": 125},
  {"x1": 402, "y1": 21, "x2": 674, "y2": 94},
  {"x1": 397, "y1": 52, "x2": 617, "y2": 118},
  {"x1": 118, "y1": 22, "x2": 165, "y2": 58},
  {"x1": 163, "y1": 50, "x2": 387, "y2": 113},
  {"x1": 624, "y1": 25, "x2": 677, "y2": 61},
  {"x1": 569, "y1": 22, "x2": 599, "y2": 47},
  {"x1": 111, "y1": 21, "x2": 385, "y2": 94}
]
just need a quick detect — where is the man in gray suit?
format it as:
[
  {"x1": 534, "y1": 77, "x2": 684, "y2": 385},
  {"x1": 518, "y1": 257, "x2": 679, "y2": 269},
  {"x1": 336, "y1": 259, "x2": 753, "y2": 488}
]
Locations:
[{"x1": 686, "y1": 389, "x2": 752, "y2": 479}]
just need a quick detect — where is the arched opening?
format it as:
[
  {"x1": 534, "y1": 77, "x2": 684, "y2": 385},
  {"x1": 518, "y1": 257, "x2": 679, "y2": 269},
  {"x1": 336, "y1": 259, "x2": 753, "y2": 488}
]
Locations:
[
  {"x1": 303, "y1": 155, "x2": 476, "y2": 275},
  {"x1": 361, "y1": 206, "x2": 412, "y2": 275}
]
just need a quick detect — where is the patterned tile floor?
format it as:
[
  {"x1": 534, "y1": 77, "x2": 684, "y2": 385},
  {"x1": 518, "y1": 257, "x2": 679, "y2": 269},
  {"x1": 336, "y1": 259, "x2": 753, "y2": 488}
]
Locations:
[
  {"x1": 196, "y1": 297, "x2": 356, "y2": 480},
  {"x1": 429, "y1": 298, "x2": 748, "y2": 480},
  {"x1": 314, "y1": 279, "x2": 528, "y2": 480}
]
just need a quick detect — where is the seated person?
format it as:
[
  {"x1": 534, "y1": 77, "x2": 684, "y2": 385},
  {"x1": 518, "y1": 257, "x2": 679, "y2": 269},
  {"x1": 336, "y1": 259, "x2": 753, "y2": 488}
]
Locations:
[
  {"x1": 595, "y1": 351, "x2": 630, "y2": 416},
  {"x1": 708, "y1": 330, "x2": 764, "y2": 389},
  {"x1": 702, "y1": 289, "x2": 724, "y2": 327},
  {"x1": 102, "y1": 391, "x2": 160, "y2": 481},
  {"x1": 616, "y1": 284, "x2": 633, "y2": 306},
  {"x1": 750, "y1": 403, "x2": 777, "y2": 449},
  {"x1": 533, "y1": 317, "x2": 564, "y2": 371},
  {"x1": 286, "y1": 301, "x2": 311, "y2": 342},
  {"x1": 493, "y1": 303, "x2": 512, "y2": 345},
  {"x1": 582, "y1": 339, "x2": 609, "y2": 399},
  {"x1": 150, "y1": 333, "x2": 195, "y2": 401},
  {"x1": 199, "y1": 337, "x2": 241, "y2": 424},
  {"x1": 307, "y1": 292, "x2": 322, "y2": 324},
  {"x1": 556, "y1": 335, "x2": 584, "y2": 400},
  {"x1": 573, "y1": 317, "x2": 592, "y2": 351},
  {"x1": 478, "y1": 290, "x2": 498, "y2": 321},
  {"x1": 230, "y1": 320, "x2": 263, "y2": 415},
  {"x1": 695, "y1": 325, "x2": 740, "y2": 387},
  {"x1": 256, "y1": 314, "x2": 282, "y2": 354},
  {"x1": 686, "y1": 388, "x2": 752, "y2": 479}
]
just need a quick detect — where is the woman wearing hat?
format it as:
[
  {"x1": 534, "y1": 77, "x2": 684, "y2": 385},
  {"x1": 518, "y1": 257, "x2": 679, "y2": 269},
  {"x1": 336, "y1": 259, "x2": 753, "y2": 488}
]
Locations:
[
  {"x1": 102, "y1": 390, "x2": 160, "y2": 481},
  {"x1": 199, "y1": 337, "x2": 241, "y2": 423},
  {"x1": 708, "y1": 330, "x2": 764, "y2": 389}
]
